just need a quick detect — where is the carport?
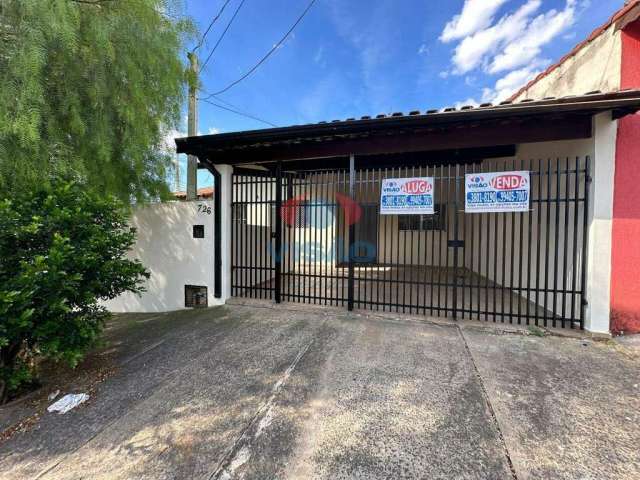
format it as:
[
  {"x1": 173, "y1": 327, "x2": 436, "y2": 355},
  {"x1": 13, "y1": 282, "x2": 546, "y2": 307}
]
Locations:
[{"x1": 176, "y1": 90, "x2": 640, "y2": 332}]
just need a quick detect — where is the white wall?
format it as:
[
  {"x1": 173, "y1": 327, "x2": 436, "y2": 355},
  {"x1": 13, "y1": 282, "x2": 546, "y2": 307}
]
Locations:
[{"x1": 104, "y1": 200, "x2": 218, "y2": 313}]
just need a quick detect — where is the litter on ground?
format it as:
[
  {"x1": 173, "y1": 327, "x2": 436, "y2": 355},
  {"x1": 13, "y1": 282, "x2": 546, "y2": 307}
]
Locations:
[{"x1": 47, "y1": 394, "x2": 89, "y2": 414}]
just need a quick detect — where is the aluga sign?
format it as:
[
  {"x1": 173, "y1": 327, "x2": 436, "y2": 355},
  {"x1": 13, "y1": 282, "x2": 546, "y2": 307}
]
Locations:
[
  {"x1": 465, "y1": 171, "x2": 530, "y2": 213},
  {"x1": 380, "y1": 177, "x2": 435, "y2": 215}
]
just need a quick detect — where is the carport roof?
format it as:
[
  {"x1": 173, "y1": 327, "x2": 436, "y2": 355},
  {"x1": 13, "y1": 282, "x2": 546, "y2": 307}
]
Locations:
[{"x1": 176, "y1": 89, "x2": 640, "y2": 168}]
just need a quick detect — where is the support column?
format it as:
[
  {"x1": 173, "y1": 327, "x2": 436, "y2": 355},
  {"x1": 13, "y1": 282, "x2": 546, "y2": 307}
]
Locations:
[
  {"x1": 585, "y1": 112, "x2": 617, "y2": 334},
  {"x1": 214, "y1": 164, "x2": 233, "y2": 302},
  {"x1": 610, "y1": 20, "x2": 640, "y2": 334}
]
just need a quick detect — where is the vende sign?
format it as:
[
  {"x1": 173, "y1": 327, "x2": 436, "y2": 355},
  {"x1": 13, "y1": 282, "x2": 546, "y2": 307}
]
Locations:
[
  {"x1": 465, "y1": 171, "x2": 530, "y2": 213},
  {"x1": 380, "y1": 177, "x2": 435, "y2": 215}
]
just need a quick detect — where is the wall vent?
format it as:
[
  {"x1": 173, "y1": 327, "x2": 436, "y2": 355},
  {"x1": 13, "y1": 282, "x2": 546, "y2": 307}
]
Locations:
[{"x1": 185, "y1": 285, "x2": 208, "y2": 308}]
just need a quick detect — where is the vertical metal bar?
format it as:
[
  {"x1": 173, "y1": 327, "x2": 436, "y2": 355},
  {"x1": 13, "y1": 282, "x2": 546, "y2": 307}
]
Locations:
[
  {"x1": 561, "y1": 157, "x2": 570, "y2": 327},
  {"x1": 461, "y1": 163, "x2": 467, "y2": 320},
  {"x1": 470, "y1": 162, "x2": 479, "y2": 320},
  {"x1": 493, "y1": 165, "x2": 499, "y2": 322},
  {"x1": 501, "y1": 158, "x2": 508, "y2": 323},
  {"x1": 418, "y1": 165, "x2": 426, "y2": 315},
  {"x1": 509, "y1": 158, "x2": 516, "y2": 323},
  {"x1": 543, "y1": 158, "x2": 552, "y2": 327},
  {"x1": 444, "y1": 164, "x2": 451, "y2": 317},
  {"x1": 526, "y1": 159, "x2": 534, "y2": 324},
  {"x1": 535, "y1": 158, "x2": 543, "y2": 325},
  {"x1": 452, "y1": 164, "x2": 460, "y2": 319},
  {"x1": 409, "y1": 165, "x2": 416, "y2": 313},
  {"x1": 392, "y1": 167, "x2": 400, "y2": 313},
  {"x1": 570, "y1": 157, "x2": 580, "y2": 326},
  {"x1": 553, "y1": 157, "x2": 562, "y2": 327},
  {"x1": 274, "y1": 162, "x2": 283, "y2": 303},
  {"x1": 383, "y1": 167, "x2": 390, "y2": 312},
  {"x1": 348, "y1": 154, "x2": 355, "y2": 311},
  {"x1": 517, "y1": 158, "x2": 525, "y2": 323},
  {"x1": 579, "y1": 156, "x2": 590, "y2": 329},
  {"x1": 430, "y1": 163, "x2": 436, "y2": 316},
  {"x1": 485, "y1": 173, "x2": 491, "y2": 322}
]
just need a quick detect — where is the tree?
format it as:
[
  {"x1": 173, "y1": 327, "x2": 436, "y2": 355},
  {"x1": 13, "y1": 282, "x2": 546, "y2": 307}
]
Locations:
[
  {"x1": 0, "y1": 0, "x2": 193, "y2": 203},
  {"x1": 0, "y1": 180, "x2": 149, "y2": 403}
]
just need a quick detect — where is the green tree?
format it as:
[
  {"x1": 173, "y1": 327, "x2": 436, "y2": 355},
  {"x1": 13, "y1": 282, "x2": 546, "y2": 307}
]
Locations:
[
  {"x1": 0, "y1": 0, "x2": 193, "y2": 202},
  {"x1": 0, "y1": 180, "x2": 149, "y2": 403}
]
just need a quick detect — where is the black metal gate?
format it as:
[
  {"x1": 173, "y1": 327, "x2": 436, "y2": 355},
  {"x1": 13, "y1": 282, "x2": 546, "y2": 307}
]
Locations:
[{"x1": 231, "y1": 157, "x2": 590, "y2": 329}]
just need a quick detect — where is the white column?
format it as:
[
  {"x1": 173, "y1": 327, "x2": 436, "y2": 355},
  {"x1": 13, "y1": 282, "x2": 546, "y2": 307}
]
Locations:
[
  {"x1": 215, "y1": 164, "x2": 233, "y2": 302},
  {"x1": 585, "y1": 112, "x2": 617, "y2": 334}
]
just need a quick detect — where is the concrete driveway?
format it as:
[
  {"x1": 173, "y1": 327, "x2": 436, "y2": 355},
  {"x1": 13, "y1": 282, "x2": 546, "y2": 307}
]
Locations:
[{"x1": 0, "y1": 302, "x2": 638, "y2": 479}]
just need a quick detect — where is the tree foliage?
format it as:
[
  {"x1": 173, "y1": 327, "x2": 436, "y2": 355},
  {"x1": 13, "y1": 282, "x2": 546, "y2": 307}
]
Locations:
[
  {"x1": 0, "y1": 180, "x2": 149, "y2": 402},
  {"x1": 0, "y1": 0, "x2": 193, "y2": 202}
]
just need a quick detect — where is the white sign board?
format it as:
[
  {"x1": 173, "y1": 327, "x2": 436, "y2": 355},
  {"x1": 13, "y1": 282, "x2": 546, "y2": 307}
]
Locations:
[
  {"x1": 380, "y1": 177, "x2": 435, "y2": 215},
  {"x1": 465, "y1": 171, "x2": 530, "y2": 213}
]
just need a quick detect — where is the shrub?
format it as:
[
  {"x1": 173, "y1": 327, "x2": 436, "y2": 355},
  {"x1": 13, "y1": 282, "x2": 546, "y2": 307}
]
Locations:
[{"x1": 0, "y1": 181, "x2": 149, "y2": 402}]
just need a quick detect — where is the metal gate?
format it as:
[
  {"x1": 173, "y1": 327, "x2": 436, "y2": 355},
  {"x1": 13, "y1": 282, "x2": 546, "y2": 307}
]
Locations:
[{"x1": 231, "y1": 157, "x2": 590, "y2": 329}]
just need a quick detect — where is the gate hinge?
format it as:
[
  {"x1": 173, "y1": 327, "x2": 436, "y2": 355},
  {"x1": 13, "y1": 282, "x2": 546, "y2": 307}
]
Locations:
[
  {"x1": 585, "y1": 175, "x2": 593, "y2": 184},
  {"x1": 581, "y1": 298, "x2": 589, "y2": 306}
]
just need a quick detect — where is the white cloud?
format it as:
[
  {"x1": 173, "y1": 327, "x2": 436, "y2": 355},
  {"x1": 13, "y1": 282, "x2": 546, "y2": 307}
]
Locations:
[
  {"x1": 481, "y1": 61, "x2": 548, "y2": 103},
  {"x1": 418, "y1": 43, "x2": 429, "y2": 55},
  {"x1": 208, "y1": 127, "x2": 220, "y2": 135},
  {"x1": 488, "y1": 0, "x2": 576, "y2": 73},
  {"x1": 440, "y1": 0, "x2": 581, "y2": 105},
  {"x1": 451, "y1": 0, "x2": 542, "y2": 74},
  {"x1": 440, "y1": 0, "x2": 510, "y2": 43}
]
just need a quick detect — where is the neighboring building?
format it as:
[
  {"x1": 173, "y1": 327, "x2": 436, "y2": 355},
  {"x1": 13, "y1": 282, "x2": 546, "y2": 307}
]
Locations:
[
  {"x1": 173, "y1": 186, "x2": 214, "y2": 200},
  {"x1": 511, "y1": 0, "x2": 640, "y2": 334}
]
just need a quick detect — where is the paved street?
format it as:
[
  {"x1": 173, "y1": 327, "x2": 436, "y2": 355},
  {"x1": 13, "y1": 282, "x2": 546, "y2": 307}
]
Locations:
[{"x1": 1, "y1": 302, "x2": 638, "y2": 479}]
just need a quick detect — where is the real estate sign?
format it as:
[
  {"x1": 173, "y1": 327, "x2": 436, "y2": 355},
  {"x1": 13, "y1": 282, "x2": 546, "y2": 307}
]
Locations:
[
  {"x1": 465, "y1": 171, "x2": 530, "y2": 213},
  {"x1": 380, "y1": 177, "x2": 435, "y2": 215}
]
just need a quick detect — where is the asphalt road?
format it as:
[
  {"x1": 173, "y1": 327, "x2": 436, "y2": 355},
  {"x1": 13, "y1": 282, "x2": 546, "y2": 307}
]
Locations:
[{"x1": 0, "y1": 303, "x2": 638, "y2": 479}]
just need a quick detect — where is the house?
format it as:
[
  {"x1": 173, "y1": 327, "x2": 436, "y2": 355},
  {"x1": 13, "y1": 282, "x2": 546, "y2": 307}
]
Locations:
[
  {"x1": 109, "y1": 2, "x2": 640, "y2": 337},
  {"x1": 173, "y1": 186, "x2": 215, "y2": 200}
]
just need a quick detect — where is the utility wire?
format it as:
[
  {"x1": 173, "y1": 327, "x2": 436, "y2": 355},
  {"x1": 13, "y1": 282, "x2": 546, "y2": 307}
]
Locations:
[
  {"x1": 201, "y1": 0, "x2": 317, "y2": 98},
  {"x1": 200, "y1": 97, "x2": 278, "y2": 127},
  {"x1": 200, "y1": 0, "x2": 247, "y2": 73},
  {"x1": 192, "y1": 0, "x2": 233, "y2": 53}
]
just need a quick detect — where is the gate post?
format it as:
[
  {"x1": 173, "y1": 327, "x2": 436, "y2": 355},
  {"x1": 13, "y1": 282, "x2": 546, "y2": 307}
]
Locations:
[
  {"x1": 274, "y1": 161, "x2": 283, "y2": 303},
  {"x1": 214, "y1": 164, "x2": 233, "y2": 302},
  {"x1": 348, "y1": 154, "x2": 356, "y2": 311}
]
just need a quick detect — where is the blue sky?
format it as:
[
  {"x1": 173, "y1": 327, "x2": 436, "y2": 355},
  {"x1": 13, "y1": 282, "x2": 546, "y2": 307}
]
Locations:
[{"x1": 172, "y1": 0, "x2": 624, "y2": 189}]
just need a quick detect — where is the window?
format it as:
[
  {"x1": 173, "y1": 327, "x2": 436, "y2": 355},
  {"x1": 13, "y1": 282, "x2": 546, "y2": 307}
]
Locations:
[
  {"x1": 193, "y1": 224, "x2": 205, "y2": 238},
  {"x1": 398, "y1": 204, "x2": 447, "y2": 231},
  {"x1": 185, "y1": 285, "x2": 208, "y2": 308}
]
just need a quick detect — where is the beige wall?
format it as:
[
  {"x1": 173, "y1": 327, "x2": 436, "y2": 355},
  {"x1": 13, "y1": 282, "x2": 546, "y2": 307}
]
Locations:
[{"x1": 513, "y1": 25, "x2": 621, "y2": 100}]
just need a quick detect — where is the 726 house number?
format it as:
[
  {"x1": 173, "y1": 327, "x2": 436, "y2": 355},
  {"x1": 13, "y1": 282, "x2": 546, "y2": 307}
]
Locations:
[{"x1": 197, "y1": 204, "x2": 212, "y2": 215}]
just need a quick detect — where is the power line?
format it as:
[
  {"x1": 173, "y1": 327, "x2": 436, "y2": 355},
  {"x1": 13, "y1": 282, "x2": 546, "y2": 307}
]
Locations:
[
  {"x1": 200, "y1": 97, "x2": 278, "y2": 128},
  {"x1": 192, "y1": 0, "x2": 233, "y2": 53},
  {"x1": 200, "y1": 0, "x2": 247, "y2": 73},
  {"x1": 201, "y1": 0, "x2": 317, "y2": 98}
]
